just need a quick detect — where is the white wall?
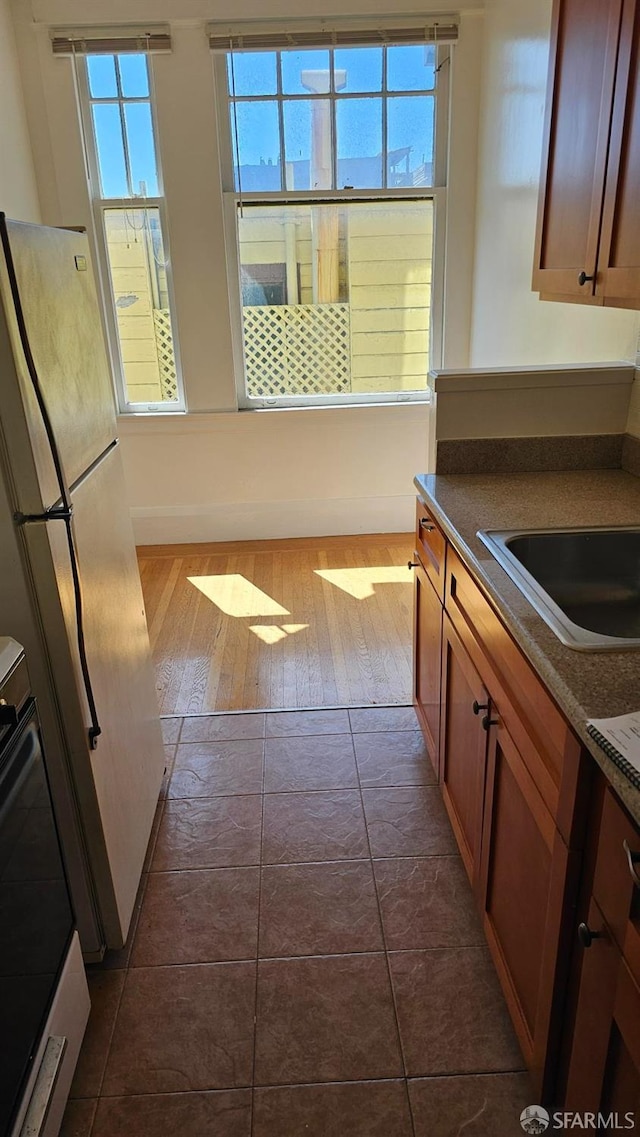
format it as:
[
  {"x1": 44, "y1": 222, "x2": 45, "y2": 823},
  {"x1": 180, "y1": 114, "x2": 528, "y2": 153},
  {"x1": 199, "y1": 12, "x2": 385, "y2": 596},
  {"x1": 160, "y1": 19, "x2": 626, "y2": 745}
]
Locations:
[
  {"x1": 0, "y1": 0, "x2": 40, "y2": 220},
  {"x1": 470, "y1": 0, "x2": 640, "y2": 368},
  {"x1": 433, "y1": 364, "x2": 634, "y2": 440},
  {"x1": 118, "y1": 403, "x2": 430, "y2": 543}
]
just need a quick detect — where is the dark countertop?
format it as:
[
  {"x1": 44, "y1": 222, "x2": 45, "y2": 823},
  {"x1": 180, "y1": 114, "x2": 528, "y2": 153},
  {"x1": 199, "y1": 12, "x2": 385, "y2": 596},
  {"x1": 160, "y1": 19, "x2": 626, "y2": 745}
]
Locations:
[{"x1": 414, "y1": 469, "x2": 640, "y2": 825}]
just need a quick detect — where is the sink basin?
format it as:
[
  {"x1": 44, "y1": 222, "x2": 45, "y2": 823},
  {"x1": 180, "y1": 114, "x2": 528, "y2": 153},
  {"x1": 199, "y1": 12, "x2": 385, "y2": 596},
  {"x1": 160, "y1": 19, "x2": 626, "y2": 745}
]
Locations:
[{"x1": 477, "y1": 526, "x2": 640, "y2": 650}]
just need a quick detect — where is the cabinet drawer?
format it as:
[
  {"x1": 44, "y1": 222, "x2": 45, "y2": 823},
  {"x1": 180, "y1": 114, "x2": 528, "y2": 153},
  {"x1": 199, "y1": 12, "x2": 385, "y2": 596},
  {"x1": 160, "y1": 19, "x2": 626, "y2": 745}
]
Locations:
[
  {"x1": 415, "y1": 498, "x2": 446, "y2": 600},
  {"x1": 592, "y1": 787, "x2": 640, "y2": 957},
  {"x1": 445, "y1": 546, "x2": 585, "y2": 843}
]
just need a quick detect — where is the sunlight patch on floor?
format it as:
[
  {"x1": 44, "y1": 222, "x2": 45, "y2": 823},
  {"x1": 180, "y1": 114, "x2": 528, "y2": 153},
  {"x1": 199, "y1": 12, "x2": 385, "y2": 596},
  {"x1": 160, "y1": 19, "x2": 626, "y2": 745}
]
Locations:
[
  {"x1": 249, "y1": 623, "x2": 309, "y2": 644},
  {"x1": 188, "y1": 574, "x2": 290, "y2": 617},
  {"x1": 314, "y1": 565, "x2": 412, "y2": 600}
]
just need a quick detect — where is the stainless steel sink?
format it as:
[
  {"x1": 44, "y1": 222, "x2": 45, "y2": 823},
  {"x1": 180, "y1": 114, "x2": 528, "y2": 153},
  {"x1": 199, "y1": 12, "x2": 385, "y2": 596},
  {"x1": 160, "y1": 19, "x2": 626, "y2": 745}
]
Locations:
[{"x1": 477, "y1": 526, "x2": 640, "y2": 650}]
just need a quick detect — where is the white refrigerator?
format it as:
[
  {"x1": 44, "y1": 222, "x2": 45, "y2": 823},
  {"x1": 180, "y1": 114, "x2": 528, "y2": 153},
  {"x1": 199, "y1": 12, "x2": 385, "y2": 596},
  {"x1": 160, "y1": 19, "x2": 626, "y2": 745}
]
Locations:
[{"x1": 0, "y1": 215, "x2": 165, "y2": 957}]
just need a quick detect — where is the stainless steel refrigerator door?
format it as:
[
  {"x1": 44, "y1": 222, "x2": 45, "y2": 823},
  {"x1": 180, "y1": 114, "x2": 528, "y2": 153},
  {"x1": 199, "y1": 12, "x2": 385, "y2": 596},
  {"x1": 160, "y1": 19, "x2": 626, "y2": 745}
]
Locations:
[
  {"x1": 0, "y1": 220, "x2": 116, "y2": 510},
  {"x1": 21, "y1": 443, "x2": 164, "y2": 947}
]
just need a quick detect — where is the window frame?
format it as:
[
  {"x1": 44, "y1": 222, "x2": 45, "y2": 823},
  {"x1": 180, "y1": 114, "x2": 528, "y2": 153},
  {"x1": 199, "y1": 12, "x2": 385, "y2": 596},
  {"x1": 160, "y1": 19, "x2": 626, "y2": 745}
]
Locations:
[
  {"x1": 75, "y1": 52, "x2": 185, "y2": 414},
  {"x1": 213, "y1": 44, "x2": 450, "y2": 410}
]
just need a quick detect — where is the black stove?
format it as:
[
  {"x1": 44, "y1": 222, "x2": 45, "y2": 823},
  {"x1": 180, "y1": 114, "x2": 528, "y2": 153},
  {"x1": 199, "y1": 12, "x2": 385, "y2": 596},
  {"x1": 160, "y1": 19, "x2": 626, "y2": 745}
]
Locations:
[{"x1": 0, "y1": 641, "x2": 75, "y2": 1137}]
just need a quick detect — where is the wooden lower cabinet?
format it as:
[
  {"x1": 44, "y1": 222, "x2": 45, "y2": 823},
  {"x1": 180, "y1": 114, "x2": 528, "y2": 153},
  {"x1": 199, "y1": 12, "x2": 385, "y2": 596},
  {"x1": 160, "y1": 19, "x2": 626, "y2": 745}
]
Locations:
[
  {"x1": 479, "y1": 717, "x2": 578, "y2": 1098},
  {"x1": 413, "y1": 560, "x2": 442, "y2": 777},
  {"x1": 439, "y1": 614, "x2": 488, "y2": 887},
  {"x1": 411, "y1": 495, "x2": 640, "y2": 1106},
  {"x1": 564, "y1": 785, "x2": 640, "y2": 1115},
  {"x1": 565, "y1": 899, "x2": 640, "y2": 1118}
]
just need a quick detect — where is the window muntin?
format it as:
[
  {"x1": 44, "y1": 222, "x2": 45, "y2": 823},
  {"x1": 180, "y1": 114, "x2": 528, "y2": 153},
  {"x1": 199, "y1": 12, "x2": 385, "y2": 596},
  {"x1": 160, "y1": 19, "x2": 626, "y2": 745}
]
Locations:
[
  {"x1": 82, "y1": 53, "x2": 182, "y2": 410},
  {"x1": 87, "y1": 53, "x2": 159, "y2": 197},
  {"x1": 227, "y1": 44, "x2": 437, "y2": 193}
]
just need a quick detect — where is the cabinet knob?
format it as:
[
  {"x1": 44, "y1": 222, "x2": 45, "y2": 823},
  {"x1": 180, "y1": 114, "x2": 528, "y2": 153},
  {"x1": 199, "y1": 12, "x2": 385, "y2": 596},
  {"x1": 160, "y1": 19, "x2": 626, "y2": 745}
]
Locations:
[
  {"x1": 482, "y1": 714, "x2": 499, "y2": 731},
  {"x1": 408, "y1": 561, "x2": 420, "y2": 570},
  {"x1": 623, "y1": 840, "x2": 640, "y2": 889},
  {"x1": 472, "y1": 700, "x2": 488, "y2": 716},
  {"x1": 577, "y1": 271, "x2": 595, "y2": 286},
  {"x1": 577, "y1": 922, "x2": 602, "y2": 949}
]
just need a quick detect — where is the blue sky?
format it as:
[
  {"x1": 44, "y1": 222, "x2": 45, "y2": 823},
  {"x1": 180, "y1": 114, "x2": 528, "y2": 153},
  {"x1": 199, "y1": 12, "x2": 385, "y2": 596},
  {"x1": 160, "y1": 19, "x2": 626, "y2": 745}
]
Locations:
[
  {"x1": 88, "y1": 46, "x2": 436, "y2": 197},
  {"x1": 229, "y1": 46, "x2": 436, "y2": 188}
]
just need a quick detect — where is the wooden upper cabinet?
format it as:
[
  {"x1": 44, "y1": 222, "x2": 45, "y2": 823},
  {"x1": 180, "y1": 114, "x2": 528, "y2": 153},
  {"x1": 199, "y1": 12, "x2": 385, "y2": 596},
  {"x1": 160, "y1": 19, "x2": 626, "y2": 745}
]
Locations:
[
  {"x1": 533, "y1": 0, "x2": 623, "y2": 301},
  {"x1": 599, "y1": 0, "x2": 640, "y2": 304},
  {"x1": 531, "y1": 0, "x2": 640, "y2": 306}
]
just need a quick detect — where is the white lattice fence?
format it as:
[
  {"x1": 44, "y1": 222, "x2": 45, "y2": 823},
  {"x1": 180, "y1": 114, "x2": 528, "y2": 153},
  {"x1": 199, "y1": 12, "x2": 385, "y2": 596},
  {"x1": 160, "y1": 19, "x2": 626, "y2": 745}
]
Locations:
[
  {"x1": 153, "y1": 309, "x2": 179, "y2": 401},
  {"x1": 242, "y1": 303, "x2": 351, "y2": 398}
]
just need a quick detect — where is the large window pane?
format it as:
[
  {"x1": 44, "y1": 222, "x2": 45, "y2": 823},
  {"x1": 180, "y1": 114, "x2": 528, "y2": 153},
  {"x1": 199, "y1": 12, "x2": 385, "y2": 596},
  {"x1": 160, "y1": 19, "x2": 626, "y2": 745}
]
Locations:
[
  {"x1": 284, "y1": 99, "x2": 332, "y2": 190},
  {"x1": 387, "y1": 44, "x2": 436, "y2": 91},
  {"x1": 238, "y1": 200, "x2": 433, "y2": 399},
  {"x1": 92, "y1": 104, "x2": 128, "y2": 197},
  {"x1": 334, "y1": 47, "x2": 382, "y2": 92},
  {"x1": 104, "y1": 208, "x2": 178, "y2": 404},
  {"x1": 281, "y1": 49, "x2": 330, "y2": 94},
  {"x1": 87, "y1": 55, "x2": 117, "y2": 98},
  {"x1": 336, "y1": 99, "x2": 382, "y2": 188},
  {"x1": 387, "y1": 96, "x2": 435, "y2": 186},
  {"x1": 124, "y1": 103, "x2": 159, "y2": 195},
  {"x1": 227, "y1": 51, "x2": 277, "y2": 96},
  {"x1": 118, "y1": 53, "x2": 149, "y2": 97},
  {"x1": 231, "y1": 101, "x2": 282, "y2": 191}
]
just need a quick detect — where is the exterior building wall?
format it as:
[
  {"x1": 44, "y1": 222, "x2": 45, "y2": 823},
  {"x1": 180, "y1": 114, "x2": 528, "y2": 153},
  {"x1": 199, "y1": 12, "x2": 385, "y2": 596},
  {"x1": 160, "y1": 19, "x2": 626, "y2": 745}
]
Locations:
[{"x1": 237, "y1": 202, "x2": 432, "y2": 395}]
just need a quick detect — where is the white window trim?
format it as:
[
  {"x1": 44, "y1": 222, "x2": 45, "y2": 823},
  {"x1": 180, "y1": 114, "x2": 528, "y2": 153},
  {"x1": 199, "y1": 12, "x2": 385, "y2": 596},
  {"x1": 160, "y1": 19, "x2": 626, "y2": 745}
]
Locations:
[
  {"x1": 74, "y1": 53, "x2": 185, "y2": 414},
  {"x1": 212, "y1": 46, "x2": 450, "y2": 410}
]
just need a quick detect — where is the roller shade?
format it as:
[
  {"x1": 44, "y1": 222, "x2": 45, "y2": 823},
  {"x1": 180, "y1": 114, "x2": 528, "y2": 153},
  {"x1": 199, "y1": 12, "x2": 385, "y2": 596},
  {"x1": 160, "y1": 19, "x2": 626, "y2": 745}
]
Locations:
[
  {"x1": 51, "y1": 26, "x2": 171, "y2": 55},
  {"x1": 208, "y1": 17, "x2": 458, "y2": 52}
]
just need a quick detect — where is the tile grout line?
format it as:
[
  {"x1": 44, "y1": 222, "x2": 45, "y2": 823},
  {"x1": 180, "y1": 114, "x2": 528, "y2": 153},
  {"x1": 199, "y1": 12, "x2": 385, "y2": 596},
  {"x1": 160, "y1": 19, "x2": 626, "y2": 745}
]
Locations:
[
  {"x1": 161, "y1": 702, "x2": 414, "y2": 720},
  {"x1": 250, "y1": 734, "x2": 267, "y2": 1137},
  {"x1": 349, "y1": 723, "x2": 418, "y2": 1137}
]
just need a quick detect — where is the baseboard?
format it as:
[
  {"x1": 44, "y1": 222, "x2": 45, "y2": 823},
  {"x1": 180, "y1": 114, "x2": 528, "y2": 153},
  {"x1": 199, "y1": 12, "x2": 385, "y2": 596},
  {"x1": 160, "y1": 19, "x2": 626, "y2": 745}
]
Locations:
[{"x1": 130, "y1": 494, "x2": 416, "y2": 545}]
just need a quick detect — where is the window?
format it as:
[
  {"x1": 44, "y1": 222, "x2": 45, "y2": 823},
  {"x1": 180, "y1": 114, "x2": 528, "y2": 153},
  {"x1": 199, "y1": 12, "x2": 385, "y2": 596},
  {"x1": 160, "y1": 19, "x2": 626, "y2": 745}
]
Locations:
[
  {"x1": 227, "y1": 45, "x2": 437, "y2": 193},
  {"x1": 217, "y1": 38, "x2": 449, "y2": 406},
  {"x1": 78, "y1": 51, "x2": 182, "y2": 411}
]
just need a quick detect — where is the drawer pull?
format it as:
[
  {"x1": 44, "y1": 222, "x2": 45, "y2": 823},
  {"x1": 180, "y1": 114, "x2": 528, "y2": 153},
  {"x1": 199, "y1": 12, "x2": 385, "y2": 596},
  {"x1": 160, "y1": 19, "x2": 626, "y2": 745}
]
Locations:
[
  {"x1": 482, "y1": 714, "x2": 499, "y2": 732},
  {"x1": 577, "y1": 922, "x2": 602, "y2": 949},
  {"x1": 472, "y1": 701, "x2": 488, "y2": 716},
  {"x1": 623, "y1": 840, "x2": 640, "y2": 889},
  {"x1": 419, "y1": 518, "x2": 436, "y2": 532},
  {"x1": 408, "y1": 561, "x2": 420, "y2": 570}
]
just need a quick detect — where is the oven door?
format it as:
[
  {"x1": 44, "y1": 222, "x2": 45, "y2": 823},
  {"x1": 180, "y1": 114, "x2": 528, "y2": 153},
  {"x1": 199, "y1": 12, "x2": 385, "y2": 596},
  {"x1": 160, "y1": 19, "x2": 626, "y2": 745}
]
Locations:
[{"x1": 0, "y1": 699, "x2": 75, "y2": 1137}]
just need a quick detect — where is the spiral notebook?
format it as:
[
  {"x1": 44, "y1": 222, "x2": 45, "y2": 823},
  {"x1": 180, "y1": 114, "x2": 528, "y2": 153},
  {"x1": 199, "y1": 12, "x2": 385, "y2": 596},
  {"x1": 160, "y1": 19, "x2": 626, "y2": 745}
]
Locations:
[{"x1": 587, "y1": 711, "x2": 640, "y2": 789}]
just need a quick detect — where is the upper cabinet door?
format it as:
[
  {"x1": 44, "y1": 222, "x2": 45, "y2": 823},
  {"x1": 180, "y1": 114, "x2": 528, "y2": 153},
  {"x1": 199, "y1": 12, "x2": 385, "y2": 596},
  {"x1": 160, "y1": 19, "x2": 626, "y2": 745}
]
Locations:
[
  {"x1": 598, "y1": 0, "x2": 640, "y2": 305},
  {"x1": 532, "y1": 0, "x2": 623, "y2": 302}
]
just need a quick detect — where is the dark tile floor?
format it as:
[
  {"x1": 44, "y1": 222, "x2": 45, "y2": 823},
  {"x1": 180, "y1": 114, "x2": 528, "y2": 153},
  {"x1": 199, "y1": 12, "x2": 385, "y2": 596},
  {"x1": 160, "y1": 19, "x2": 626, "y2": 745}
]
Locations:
[{"x1": 61, "y1": 706, "x2": 533, "y2": 1137}]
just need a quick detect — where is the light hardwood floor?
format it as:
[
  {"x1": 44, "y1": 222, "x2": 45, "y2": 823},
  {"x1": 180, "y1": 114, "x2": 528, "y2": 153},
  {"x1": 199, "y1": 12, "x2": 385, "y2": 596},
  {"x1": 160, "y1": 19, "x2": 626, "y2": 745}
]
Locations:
[{"x1": 138, "y1": 534, "x2": 414, "y2": 714}]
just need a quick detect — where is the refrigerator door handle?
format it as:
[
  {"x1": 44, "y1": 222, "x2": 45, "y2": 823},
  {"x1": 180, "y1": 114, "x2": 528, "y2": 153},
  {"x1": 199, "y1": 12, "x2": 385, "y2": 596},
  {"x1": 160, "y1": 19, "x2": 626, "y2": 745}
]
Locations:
[
  {"x1": 1, "y1": 215, "x2": 102, "y2": 751},
  {"x1": 14, "y1": 506, "x2": 102, "y2": 751},
  {"x1": 14, "y1": 504, "x2": 74, "y2": 525}
]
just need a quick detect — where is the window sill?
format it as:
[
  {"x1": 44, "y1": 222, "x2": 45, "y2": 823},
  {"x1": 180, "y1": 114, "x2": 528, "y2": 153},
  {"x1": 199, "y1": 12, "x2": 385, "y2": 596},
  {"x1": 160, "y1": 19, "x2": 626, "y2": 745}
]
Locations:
[{"x1": 116, "y1": 400, "x2": 432, "y2": 434}]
